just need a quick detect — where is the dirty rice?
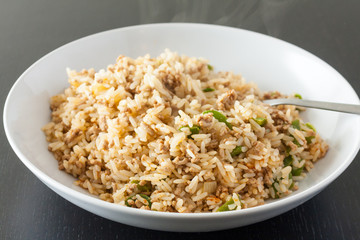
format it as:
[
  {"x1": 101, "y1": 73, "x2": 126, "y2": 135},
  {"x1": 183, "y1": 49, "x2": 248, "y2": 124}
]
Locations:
[{"x1": 43, "y1": 50, "x2": 328, "y2": 212}]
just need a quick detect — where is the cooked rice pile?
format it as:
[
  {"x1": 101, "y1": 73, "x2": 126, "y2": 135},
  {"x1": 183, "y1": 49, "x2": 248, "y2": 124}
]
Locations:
[{"x1": 43, "y1": 50, "x2": 328, "y2": 213}]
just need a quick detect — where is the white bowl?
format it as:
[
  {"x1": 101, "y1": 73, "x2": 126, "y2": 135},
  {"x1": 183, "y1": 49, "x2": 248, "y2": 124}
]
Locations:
[{"x1": 4, "y1": 23, "x2": 360, "y2": 232}]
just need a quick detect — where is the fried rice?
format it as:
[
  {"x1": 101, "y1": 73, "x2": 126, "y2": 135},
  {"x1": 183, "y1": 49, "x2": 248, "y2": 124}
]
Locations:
[{"x1": 42, "y1": 49, "x2": 328, "y2": 213}]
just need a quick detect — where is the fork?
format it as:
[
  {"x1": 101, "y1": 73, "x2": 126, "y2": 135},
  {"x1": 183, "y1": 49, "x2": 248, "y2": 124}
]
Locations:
[{"x1": 263, "y1": 98, "x2": 360, "y2": 115}]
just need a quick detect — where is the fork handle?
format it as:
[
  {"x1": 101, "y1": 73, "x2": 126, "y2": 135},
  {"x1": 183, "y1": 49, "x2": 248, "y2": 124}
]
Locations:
[{"x1": 263, "y1": 98, "x2": 360, "y2": 115}]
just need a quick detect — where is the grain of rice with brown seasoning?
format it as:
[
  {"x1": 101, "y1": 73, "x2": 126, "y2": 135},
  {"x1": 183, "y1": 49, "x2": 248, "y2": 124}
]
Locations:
[{"x1": 42, "y1": 49, "x2": 328, "y2": 212}]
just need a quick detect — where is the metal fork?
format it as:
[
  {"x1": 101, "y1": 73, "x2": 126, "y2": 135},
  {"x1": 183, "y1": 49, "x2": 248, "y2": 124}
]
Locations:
[{"x1": 263, "y1": 98, "x2": 360, "y2": 115}]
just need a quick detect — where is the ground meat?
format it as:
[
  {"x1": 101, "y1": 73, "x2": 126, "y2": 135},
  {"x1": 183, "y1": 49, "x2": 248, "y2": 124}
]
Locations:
[
  {"x1": 100, "y1": 139, "x2": 109, "y2": 150},
  {"x1": 50, "y1": 95, "x2": 65, "y2": 111},
  {"x1": 196, "y1": 113, "x2": 214, "y2": 128},
  {"x1": 126, "y1": 183, "x2": 137, "y2": 195},
  {"x1": 263, "y1": 168, "x2": 273, "y2": 185},
  {"x1": 85, "y1": 125, "x2": 100, "y2": 142},
  {"x1": 186, "y1": 143, "x2": 199, "y2": 163},
  {"x1": 263, "y1": 91, "x2": 282, "y2": 100},
  {"x1": 62, "y1": 154, "x2": 70, "y2": 161},
  {"x1": 247, "y1": 142, "x2": 265, "y2": 156},
  {"x1": 78, "y1": 69, "x2": 95, "y2": 78},
  {"x1": 162, "y1": 74, "x2": 181, "y2": 92},
  {"x1": 58, "y1": 161, "x2": 65, "y2": 170},
  {"x1": 270, "y1": 108, "x2": 290, "y2": 133},
  {"x1": 217, "y1": 89, "x2": 237, "y2": 110},
  {"x1": 98, "y1": 116, "x2": 107, "y2": 131},
  {"x1": 174, "y1": 184, "x2": 185, "y2": 196},
  {"x1": 172, "y1": 156, "x2": 189, "y2": 166},
  {"x1": 64, "y1": 128, "x2": 82, "y2": 144},
  {"x1": 107, "y1": 66, "x2": 115, "y2": 73},
  {"x1": 207, "y1": 139, "x2": 219, "y2": 149},
  {"x1": 157, "y1": 139, "x2": 169, "y2": 154},
  {"x1": 215, "y1": 185, "x2": 228, "y2": 198}
]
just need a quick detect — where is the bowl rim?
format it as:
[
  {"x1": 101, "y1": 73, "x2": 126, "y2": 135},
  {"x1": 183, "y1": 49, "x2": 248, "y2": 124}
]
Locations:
[{"x1": 4, "y1": 22, "x2": 360, "y2": 219}]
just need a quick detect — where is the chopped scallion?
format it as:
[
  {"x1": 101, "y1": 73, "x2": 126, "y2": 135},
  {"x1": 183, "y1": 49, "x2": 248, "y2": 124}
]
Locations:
[
  {"x1": 217, "y1": 194, "x2": 242, "y2": 212},
  {"x1": 231, "y1": 146, "x2": 243, "y2": 157},
  {"x1": 291, "y1": 119, "x2": 301, "y2": 130},
  {"x1": 305, "y1": 123, "x2": 316, "y2": 132},
  {"x1": 207, "y1": 64, "x2": 214, "y2": 71},
  {"x1": 139, "y1": 194, "x2": 152, "y2": 207},
  {"x1": 291, "y1": 135, "x2": 301, "y2": 147},
  {"x1": 253, "y1": 117, "x2": 267, "y2": 127},
  {"x1": 125, "y1": 194, "x2": 152, "y2": 208},
  {"x1": 294, "y1": 93, "x2": 302, "y2": 99},
  {"x1": 285, "y1": 145, "x2": 291, "y2": 154},
  {"x1": 305, "y1": 136, "x2": 315, "y2": 144},
  {"x1": 272, "y1": 182, "x2": 280, "y2": 199},
  {"x1": 203, "y1": 87, "x2": 215, "y2": 92},
  {"x1": 291, "y1": 166, "x2": 304, "y2": 176},
  {"x1": 203, "y1": 110, "x2": 232, "y2": 130},
  {"x1": 283, "y1": 155, "x2": 293, "y2": 167},
  {"x1": 217, "y1": 198, "x2": 234, "y2": 212},
  {"x1": 125, "y1": 195, "x2": 136, "y2": 207},
  {"x1": 179, "y1": 125, "x2": 201, "y2": 139},
  {"x1": 131, "y1": 180, "x2": 152, "y2": 192}
]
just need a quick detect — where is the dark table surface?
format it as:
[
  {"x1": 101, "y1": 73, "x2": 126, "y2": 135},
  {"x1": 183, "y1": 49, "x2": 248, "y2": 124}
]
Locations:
[{"x1": 1, "y1": 0, "x2": 360, "y2": 239}]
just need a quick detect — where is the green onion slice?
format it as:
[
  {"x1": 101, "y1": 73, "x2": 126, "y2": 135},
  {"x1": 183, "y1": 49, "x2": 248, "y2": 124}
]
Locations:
[
  {"x1": 131, "y1": 180, "x2": 152, "y2": 192},
  {"x1": 179, "y1": 125, "x2": 201, "y2": 139},
  {"x1": 139, "y1": 194, "x2": 152, "y2": 207},
  {"x1": 305, "y1": 136, "x2": 315, "y2": 144},
  {"x1": 203, "y1": 87, "x2": 215, "y2": 92},
  {"x1": 291, "y1": 166, "x2": 304, "y2": 176},
  {"x1": 272, "y1": 182, "x2": 280, "y2": 199},
  {"x1": 217, "y1": 198, "x2": 234, "y2": 212},
  {"x1": 305, "y1": 123, "x2": 316, "y2": 132},
  {"x1": 291, "y1": 119, "x2": 301, "y2": 130},
  {"x1": 291, "y1": 135, "x2": 302, "y2": 147},
  {"x1": 203, "y1": 110, "x2": 233, "y2": 130},
  {"x1": 179, "y1": 125, "x2": 200, "y2": 135},
  {"x1": 283, "y1": 155, "x2": 293, "y2": 167},
  {"x1": 285, "y1": 145, "x2": 291, "y2": 154},
  {"x1": 217, "y1": 194, "x2": 242, "y2": 212},
  {"x1": 230, "y1": 146, "x2": 242, "y2": 157},
  {"x1": 288, "y1": 172, "x2": 294, "y2": 189},
  {"x1": 207, "y1": 64, "x2": 214, "y2": 70},
  {"x1": 253, "y1": 117, "x2": 267, "y2": 127},
  {"x1": 125, "y1": 194, "x2": 152, "y2": 208},
  {"x1": 294, "y1": 93, "x2": 302, "y2": 99},
  {"x1": 125, "y1": 195, "x2": 136, "y2": 207}
]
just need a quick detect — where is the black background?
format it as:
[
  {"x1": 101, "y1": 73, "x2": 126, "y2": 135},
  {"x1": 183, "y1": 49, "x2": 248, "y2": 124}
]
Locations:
[{"x1": 1, "y1": 0, "x2": 360, "y2": 239}]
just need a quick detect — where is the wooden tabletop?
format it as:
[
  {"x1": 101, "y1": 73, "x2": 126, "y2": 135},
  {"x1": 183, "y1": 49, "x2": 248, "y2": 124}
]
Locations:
[{"x1": 1, "y1": 0, "x2": 359, "y2": 239}]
